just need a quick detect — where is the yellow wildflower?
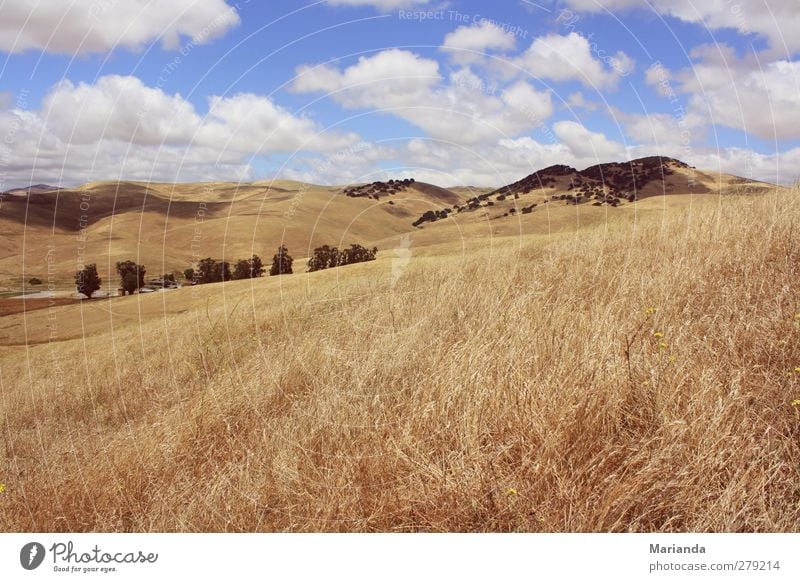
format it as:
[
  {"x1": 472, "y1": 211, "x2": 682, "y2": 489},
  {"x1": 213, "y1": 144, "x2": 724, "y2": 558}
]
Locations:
[
  {"x1": 506, "y1": 487, "x2": 518, "y2": 497},
  {"x1": 792, "y1": 399, "x2": 800, "y2": 407},
  {"x1": 653, "y1": 332, "x2": 664, "y2": 338},
  {"x1": 658, "y1": 342, "x2": 668, "y2": 350},
  {"x1": 0, "y1": 483, "x2": 5, "y2": 494},
  {"x1": 645, "y1": 307, "x2": 658, "y2": 316}
]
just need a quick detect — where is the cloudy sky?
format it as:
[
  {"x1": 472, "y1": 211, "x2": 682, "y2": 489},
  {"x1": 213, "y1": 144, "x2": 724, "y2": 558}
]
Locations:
[{"x1": 0, "y1": 0, "x2": 798, "y2": 189}]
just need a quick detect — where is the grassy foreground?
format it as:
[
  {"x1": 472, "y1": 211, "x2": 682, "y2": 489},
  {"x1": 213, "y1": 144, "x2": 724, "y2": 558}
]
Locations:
[{"x1": 1, "y1": 190, "x2": 799, "y2": 532}]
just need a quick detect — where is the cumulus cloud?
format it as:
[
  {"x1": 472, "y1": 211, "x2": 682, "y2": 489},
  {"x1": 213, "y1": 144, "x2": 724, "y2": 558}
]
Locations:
[
  {"x1": 0, "y1": 76, "x2": 359, "y2": 188},
  {"x1": 292, "y1": 49, "x2": 554, "y2": 145},
  {"x1": 441, "y1": 22, "x2": 517, "y2": 64},
  {"x1": 0, "y1": 0, "x2": 239, "y2": 54},
  {"x1": 516, "y1": 32, "x2": 634, "y2": 88},
  {"x1": 560, "y1": 0, "x2": 800, "y2": 56},
  {"x1": 668, "y1": 44, "x2": 800, "y2": 141},
  {"x1": 553, "y1": 120, "x2": 627, "y2": 159},
  {"x1": 292, "y1": 49, "x2": 442, "y2": 109}
]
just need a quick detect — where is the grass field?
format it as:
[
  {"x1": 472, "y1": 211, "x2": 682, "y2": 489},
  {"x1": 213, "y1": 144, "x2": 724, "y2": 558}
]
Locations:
[{"x1": 0, "y1": 185, "x2": 798, "y2": 532}]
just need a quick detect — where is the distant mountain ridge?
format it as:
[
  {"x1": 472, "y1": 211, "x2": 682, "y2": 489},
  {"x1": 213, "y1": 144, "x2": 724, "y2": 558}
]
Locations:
[
  {"x1": 488, "y1": 156, "x2": 693, "y2": 199},
  {"x1": 2, "y1": 184, "x2": 63, "y2": 196}
]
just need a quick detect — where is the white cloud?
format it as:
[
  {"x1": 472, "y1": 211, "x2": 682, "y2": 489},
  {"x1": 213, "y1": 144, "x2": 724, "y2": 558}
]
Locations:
[
  {"x1": 0, "y1": 75, "x2": 359, "y2": 188},
  {"x1": 566, "y1": 91, "x2": 598, "y2": 111},
  {"x1": 671, "y1": 45, "x2": 800, "y2": 140},
  {"x1": 553, "y1": 120, "x2": 627, "y2": 159},
  {"x1": 292, "y1": 49, "x2": 554, "y2": 145},
  {"x1": 292, "y1": 49, "x2": 441, "y2": 109},
  {"x1": 560, "y1": 0, "x2": 800, "y2": 56},
  {"x1": 516, "y1": 32, "x2": 633, "y2": 88},
  {"x1": 0, "y1": 0, "x2": 239, "y2": 54},
  {"x1": 620, "y1": 110, "x2": 706, "y2": 147},
  {"x1": 441, "y1": 22, "x2": 517, "y2": 64},
  {"x1": 42, "y1": 77, "x2": 201, "y2": 146}
]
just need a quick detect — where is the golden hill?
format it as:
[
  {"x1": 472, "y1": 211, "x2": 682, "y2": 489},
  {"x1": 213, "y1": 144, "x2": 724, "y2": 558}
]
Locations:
[
  {"x1": 0, "y1": 158, "x2": 782, "y2": 294},
  {"x1": 0, "y1": 180, "x2": 797, "y2": 531}
]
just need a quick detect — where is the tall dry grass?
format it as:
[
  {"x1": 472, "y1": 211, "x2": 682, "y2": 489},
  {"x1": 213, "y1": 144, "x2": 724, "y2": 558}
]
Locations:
[{"x1": 1, "y1": 190, "x2": 799, "y2": 532}]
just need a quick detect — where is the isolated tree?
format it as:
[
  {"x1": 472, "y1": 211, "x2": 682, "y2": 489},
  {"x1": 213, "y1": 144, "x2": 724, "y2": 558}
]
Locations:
[
  {"x1": 116, "y1": 260, "x2": 146, "y2": 295},
  {"x1": 75, "y1": 264, "x2": 102, "y2": 299},
  {"x1": 121, "y1": 271, "x2": 139, "y2": 295},
  {"x1": 269, "y1": 246, "x2": 293, "y2": 276},
  {"x1": 28, "y1": 277, "x2": 42, "y2": 285}
]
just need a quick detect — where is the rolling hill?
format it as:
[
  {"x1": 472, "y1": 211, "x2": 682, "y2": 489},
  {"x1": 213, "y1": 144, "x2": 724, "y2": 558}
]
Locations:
[
  {"x1": 0, "y1": 179, "x2": 797, "y2": 532},
  {"x1": 0, "y1": 156, "x2": 784, "y2": 296}
]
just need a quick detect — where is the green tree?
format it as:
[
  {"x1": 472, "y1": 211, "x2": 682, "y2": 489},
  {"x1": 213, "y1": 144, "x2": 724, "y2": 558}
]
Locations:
[
  {"x1": 121, "y1": 271, "x2": 139, "y2": 294},
  {"x1": 250, "y1": 254, "x2": 265, "y2": 278},
  {"x1": 212, "y1": 261, "x2": 231, "y2": 283},
  {"x1": 234, "y1": 255, "x2": 266, "y2": 279},
  {"x1": 184, "y1": 268, "x2": 195, "y2": 281},
  {"x1": 233, "y1": 259, "x2": 251, "y2": 280},
  {"x1": 340, "y1": 244, "x2": 377, "y2": 266},
  {"x1": 269, "y1": 246, "x2": 293, "y2": 276},
  {"x1": 197, "y1": 258, "x2": 218, "y2": 284},
  {"x1": 307, "y1": 245, "x2": 340, "y2": 272},
  {"x1": 75, "y1": 264, "x2": 102, "y2": 299},
  {"x1": 116, "y1": 260, "x2": 146, "y2": 295}
]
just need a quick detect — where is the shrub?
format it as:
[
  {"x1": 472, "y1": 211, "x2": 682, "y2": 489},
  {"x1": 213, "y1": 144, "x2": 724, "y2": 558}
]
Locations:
[{"x1": 28, "y1": 277, "x2": 42, "y2": 285}]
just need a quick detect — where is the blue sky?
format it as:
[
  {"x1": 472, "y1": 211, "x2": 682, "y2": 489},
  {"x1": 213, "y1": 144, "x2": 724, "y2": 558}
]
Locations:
[{"x1": 1, "y1": 0, "x2": 799, "y2": 189}]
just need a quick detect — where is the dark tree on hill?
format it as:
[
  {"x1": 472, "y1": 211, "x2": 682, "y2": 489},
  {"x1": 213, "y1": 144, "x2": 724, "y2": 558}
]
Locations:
[
  {"x1": 269, "y1": 246, "x2": 293, "y2": 276},
  {"x1": 121, "y1": 271, "x2": 139, "y2": 294},
  {"x1": 307, "y1": 245, "x2": 341, "y2": 272},
  {"x1": 307, "y1": 244, "x2": 377, "y2": 272},
  {"x1": 197, "y1": 258, "x2": 220, "y2": 284},
  {"x1": 233, "y1": 255, "x2": 265, "y2": 280},
  {"x1": 249, "y1": 254, "x2": 265, "y2": 278},
  {"x1": 340, "y1": 244, "x2": 377, "y2": 266},
  {"x1": 116, "y1": 260, "x2": 146, "y2": 295},
  {"x1": 212, "y1": 260, "x2": 231, "y2": 282},
  {"x1": 184, "y1": 267, "x2": 195, "y2": 281},
  {"x1": 75, "y1": 264, "x2": 102, "y2": 299},
  {"x1": 233, "y1": 259, "x2": 250, "y2": 280}
]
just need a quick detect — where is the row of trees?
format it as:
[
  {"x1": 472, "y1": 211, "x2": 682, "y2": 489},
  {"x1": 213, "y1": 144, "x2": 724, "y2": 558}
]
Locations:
[
  {"x1": 74, "y1": 243, "x2": 376, "y2": 298},
  {"x1": 75, "y1": 261, "x2": 174, "y2": 298},
  {"x1": 307, "y1": 244, "x2": 378, "y2": 272},
  {"x1": 184, "y1": 246, "x2": 294, "y2": 284}
]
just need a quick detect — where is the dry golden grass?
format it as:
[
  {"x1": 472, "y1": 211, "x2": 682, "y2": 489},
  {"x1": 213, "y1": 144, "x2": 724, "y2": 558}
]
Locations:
[{"x1": 0, "y1": 188, "x2": 798, "y2": 532}]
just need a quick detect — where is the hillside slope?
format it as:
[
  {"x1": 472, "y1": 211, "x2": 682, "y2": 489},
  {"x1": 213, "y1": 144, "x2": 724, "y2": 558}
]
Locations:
[{"x1": 0, "y1": 188, "x2": 797, "y2": 532}]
